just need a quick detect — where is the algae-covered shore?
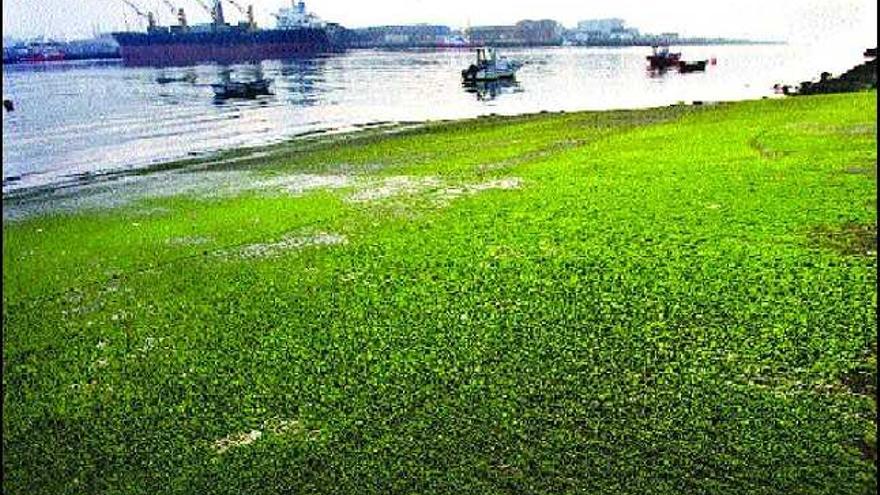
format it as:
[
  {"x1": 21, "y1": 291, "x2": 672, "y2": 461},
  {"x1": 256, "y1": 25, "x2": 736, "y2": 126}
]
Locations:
[{"x1": 3, "y1": 92, "x2": 877, "y2": 494}]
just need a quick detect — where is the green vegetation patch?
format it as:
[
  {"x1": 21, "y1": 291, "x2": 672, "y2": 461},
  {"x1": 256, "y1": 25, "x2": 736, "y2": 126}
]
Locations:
[{"x1": 3, "y1": 92, "x2": 877, "y2": 494}]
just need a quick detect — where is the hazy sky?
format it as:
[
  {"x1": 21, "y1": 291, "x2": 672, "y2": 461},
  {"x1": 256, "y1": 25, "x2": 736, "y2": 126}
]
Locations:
[{"x1": 3, "y1": 0, "x2": 878, "y2": 45}]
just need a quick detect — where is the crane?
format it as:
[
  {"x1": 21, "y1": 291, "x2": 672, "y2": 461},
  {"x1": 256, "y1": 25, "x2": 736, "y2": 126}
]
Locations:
[
  {"x1": 119, "y1": 0, "x2": 157, "y2": 29},
  {"x1": 189, "y1": 0, "x2": 212, "y2": 14},
  {"x1": 190, "y1": 0, "x2": 226, "y2": 25},
  {"x1": 159, "y1": 0, "x2": 177, "y2": 15},
  {"x1": 224, "y1": 0, "x2": 246, "y2": 15},
  {"x1": 223, "y1": 0, "x2": 255, "y2": 29},
  {"x1": 120, "y1": 0, "x2": 149, "y2": 18},
  {"x1": 158, "y1": 0, "x2": 191, "y2": 27}
]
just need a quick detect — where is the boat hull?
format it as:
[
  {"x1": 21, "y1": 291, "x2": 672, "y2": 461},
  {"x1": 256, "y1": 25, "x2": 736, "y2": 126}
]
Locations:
[
  {"x1": 112, "y1": 28, "x2": 334, "y2": 66},
  {"x1": 678, "y1": 60, "x2": 707, "y2": 72},
  {"x1": 211, "y1": 79, "x2": 273, "y2": 99},
  {"x1": 647, "y1": 54, "x2": 681, "y2": 69},
  {"x1": 463, "y1": 69, "x2": 518, "y2": 82}
]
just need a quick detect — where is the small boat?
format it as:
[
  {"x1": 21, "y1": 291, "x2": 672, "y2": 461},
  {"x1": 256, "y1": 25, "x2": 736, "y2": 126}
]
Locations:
[
  {"x1": 647, "y1": 45, "x2": 681, "y2": 69},
  {"x1": 211, "y1": 78, "x2": 273, "y2": 99},
  {"x1": 678, "y1": 60, "x2": 708, "y2": 73},
  {"x1": 461, "y1": 48, "x2": 523, "y2": 82}
]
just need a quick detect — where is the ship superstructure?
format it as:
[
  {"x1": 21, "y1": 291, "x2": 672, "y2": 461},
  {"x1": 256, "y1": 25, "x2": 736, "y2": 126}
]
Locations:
[
  {"x1": 111, "y1": 0, "x2": 337, "y2": 65},
  {"x1": 274, "y1": 1, "x2": 326, "y2": 30}
]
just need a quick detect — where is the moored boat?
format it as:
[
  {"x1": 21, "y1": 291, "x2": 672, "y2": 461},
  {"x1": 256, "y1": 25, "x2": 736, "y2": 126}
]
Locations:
[
  {"x1": 647, "y1": 44, "x2": 681, "y2": 69},
  {"x1": 461, "y1": 47, "x2": 523, "y2": 82},
  {"x1": 11, "y1": 41, "x2": 66, "y2": 63}
]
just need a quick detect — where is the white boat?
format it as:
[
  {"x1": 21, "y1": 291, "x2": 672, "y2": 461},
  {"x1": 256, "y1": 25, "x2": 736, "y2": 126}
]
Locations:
[{"x1": 461, "y1": 48, "x2": 523, "y2": 82}]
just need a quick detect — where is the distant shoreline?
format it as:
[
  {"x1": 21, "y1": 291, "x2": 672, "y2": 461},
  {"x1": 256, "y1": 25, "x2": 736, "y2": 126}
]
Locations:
[{"x1": 0, "y1": 40, "x2": 786, "y2": 66}]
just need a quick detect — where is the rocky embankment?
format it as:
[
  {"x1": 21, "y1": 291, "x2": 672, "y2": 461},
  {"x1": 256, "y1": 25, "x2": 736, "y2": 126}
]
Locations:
[{"x1": 777, "y1": 48, "x2": 878, "y2": 96}]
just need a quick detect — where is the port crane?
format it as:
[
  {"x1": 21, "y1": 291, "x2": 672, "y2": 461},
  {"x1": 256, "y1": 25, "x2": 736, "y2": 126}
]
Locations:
[
  {"x1": 188, "y1": 0, "x2": 218, "y2": 23},
  {"x1": 157, "y1": 0, "x2": 190, "y2": 27},
  {"x1": 188, "y1": 0, "x2": 213, "y2": 14},
  {"x1": 120, "y1": 0, "x2": 158, "y2": 30},
  {"x1": 224, "y1": 0, "x2": 246, "y2": 14},
  {"x1": 223, "y1": 0, "x2": 256, "y2": 29},
  {"x1": 158, "y1": 0, "x2": 177, "y2": 14}
]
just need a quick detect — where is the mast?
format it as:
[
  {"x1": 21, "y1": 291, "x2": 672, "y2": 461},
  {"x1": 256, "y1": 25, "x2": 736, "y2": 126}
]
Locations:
[
  {"x1": 247, "y1": 5, "x2": 255, "y2": 29},
  {"x1": 212, "y1": 0, "x2": 225, "y2": 27}
]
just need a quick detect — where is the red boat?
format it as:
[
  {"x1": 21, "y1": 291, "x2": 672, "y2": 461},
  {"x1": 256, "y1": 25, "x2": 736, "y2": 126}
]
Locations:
[
  {"x1": 647, "y1": 45, "x2": 680, "y2": 69},
  {"x1": 17, "y1": 42, "x2": 66, "y2": 63}
]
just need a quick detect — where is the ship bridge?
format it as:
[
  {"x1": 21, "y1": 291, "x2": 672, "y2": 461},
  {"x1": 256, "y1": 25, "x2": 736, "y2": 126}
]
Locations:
[{"x1": 274, "y1": 1, "x2": 325, "y2": 29}]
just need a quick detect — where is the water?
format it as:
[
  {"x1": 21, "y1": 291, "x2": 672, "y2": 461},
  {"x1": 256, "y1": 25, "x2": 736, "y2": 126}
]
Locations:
[{"x1": 2, "y1": 43, "x2": 871, "y2": 194}]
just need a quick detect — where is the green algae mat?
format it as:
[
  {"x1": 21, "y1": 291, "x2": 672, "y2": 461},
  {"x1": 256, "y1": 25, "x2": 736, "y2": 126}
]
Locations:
[{"x1": 3, "y1": 92, "x2": 877, "y2": 494}]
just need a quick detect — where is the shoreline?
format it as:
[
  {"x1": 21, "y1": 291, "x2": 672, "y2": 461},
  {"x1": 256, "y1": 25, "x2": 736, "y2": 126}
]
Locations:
[
  {"x1": 0, "y1": 41, "x2": 789, "y2": 67},
  {"x1": 2, "y1": 95, "x2": 760, "y2": 209},
  {"x1": 5, "y1": 44, "x2": 854, "y2": 194}
]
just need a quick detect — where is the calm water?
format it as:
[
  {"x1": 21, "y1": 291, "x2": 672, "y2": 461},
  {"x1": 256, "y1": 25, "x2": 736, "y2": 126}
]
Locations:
[{"x1": 1, "y1": 43, "x2": 870, "y2": 193}]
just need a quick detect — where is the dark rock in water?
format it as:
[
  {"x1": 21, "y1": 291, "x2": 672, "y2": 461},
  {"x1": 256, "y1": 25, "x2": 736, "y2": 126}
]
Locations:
[{"x1": 3, "y1": 99, "x2": 13, "y2": 112}]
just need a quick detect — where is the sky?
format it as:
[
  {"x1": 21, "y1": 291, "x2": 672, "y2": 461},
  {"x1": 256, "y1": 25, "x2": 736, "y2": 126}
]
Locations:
[{"x1": 2, "y1": 0, "x2": 878, "y2": 46}]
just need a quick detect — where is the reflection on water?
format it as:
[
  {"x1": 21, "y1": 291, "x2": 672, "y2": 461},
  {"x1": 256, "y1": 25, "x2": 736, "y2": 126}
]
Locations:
[
  {"x1": 3, "y1": 43, "x2": 871, "y2": 193},
  {"x1": 462, "y1": 79, "x2": 522, "y2": 101},
  {"x1": 647, "y1": 67, "x2": 673, "y2": 79},
  {"x1": 278, "y1": 58, "x2": 327, "y2": 107}
]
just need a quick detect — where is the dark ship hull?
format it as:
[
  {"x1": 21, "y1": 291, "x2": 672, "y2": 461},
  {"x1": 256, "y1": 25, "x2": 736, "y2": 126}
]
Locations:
[{"x1": 112, "y1": 27, "x2": 334, "y2": 66}]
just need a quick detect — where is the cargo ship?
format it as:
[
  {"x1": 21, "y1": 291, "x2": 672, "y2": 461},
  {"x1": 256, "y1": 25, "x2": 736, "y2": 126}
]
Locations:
[{"x1": 112, "y1": 0, "x2": 340, "y2": 65}]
